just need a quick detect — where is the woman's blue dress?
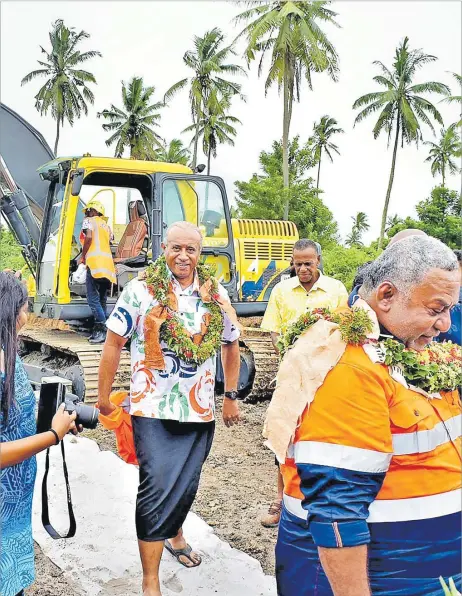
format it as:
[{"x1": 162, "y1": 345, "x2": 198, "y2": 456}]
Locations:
[{"x1": 1, "y1": 355, "x2": 37, "y2": 596}]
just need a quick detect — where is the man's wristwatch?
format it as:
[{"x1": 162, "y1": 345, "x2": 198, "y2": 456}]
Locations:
[{"x1": 224, "y1": 391, "x2": 238, "y2": 401}]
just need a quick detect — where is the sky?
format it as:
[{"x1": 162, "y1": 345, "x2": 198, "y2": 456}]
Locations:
[{"x1": 1, "y1": 0, "x2": 461, "y2": 243}]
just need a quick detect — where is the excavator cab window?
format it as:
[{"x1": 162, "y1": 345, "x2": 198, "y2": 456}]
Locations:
[
  {"x1": 67, "y1": 172, "x2": 152, "y2": 297},
  {"x1": 38, "y1": 180, "x2": 66, "y2": 297},
  {"x1": 157, "y1": 175, "x2": 235, "y2": 292}
]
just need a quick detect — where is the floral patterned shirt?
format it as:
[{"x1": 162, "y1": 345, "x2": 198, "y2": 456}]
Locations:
[{"x1": 106, "y1": 272, "x2": 240, "y2": 422}]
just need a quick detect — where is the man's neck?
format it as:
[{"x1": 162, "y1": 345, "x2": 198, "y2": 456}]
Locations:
[
  {"x1": 175, "y1": 274, "x2": 195, "y2": 290},
  {"x1": 299, "y1": 270, "x2": 320, "y2": 293}
]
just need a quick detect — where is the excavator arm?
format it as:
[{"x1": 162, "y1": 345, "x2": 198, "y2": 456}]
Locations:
[{"x1": 0, "y1": 103, "x2": 54, "y2": 273}]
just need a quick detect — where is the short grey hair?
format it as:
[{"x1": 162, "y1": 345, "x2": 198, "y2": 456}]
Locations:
[
  {"x1": 164, "y1": 221, "x2": 203, "y2": 246},
  {"x1": 293, "y1": 238, "x2": 319, "y2": 255},
  {"x1": 361, "y1": 236, "x2": 458, "y2": 298}
]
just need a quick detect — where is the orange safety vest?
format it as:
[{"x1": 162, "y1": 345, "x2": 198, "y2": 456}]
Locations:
[
  {"x1": 281, "y1": 344, "x2": 461, "y2": 522},
  {"x1": 85, "y1": 216, "x2": 116, "y2": 285}
]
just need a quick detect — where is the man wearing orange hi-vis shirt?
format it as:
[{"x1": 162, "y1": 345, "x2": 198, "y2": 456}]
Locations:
[
  {"x1": 79, "y1": 199, "x2": 116, "y2": 344},
  {"x1": 265, "y1": 235, "x2": 462, "y2": 596}
]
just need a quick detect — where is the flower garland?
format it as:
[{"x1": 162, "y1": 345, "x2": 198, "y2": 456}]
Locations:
[
  {"x1": 144, "y1": 256, "x2": 224, "y2": 365},
  {"x1": 277, "y1": 308, "x2": 374, "y2": 356},
  {"x1": 279, "y1": 307, "x2": 462, "y2": 393}
]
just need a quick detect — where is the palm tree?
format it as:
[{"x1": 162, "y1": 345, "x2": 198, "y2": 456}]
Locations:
[
  {"x1": 345, "y1": 227, "x2": 363, "y2": 248},
  {"x1": 184, "y1": 91, "x2": 241, "y2": 175},
  {"x1": 353, "y1": 37, "x2": 450, "y2": 249},
  {"x1": 155, "y1": 139, "x2": 191, "y2": 166},
  {"x1": 351, "y1": 211, "x2": 370, "y2": 234},
  {"x1": 346, "y1": 211, "x2": 369, "y2": 247},
  {"x1": 21, "y1": 19, "x2": 101, "y2": 154},
  {"x1": 234, "y1": 1, "x2": 340, "y2": 220},
  {"x1": 311, "y1": 115, "x2": 344, "y2": 188},
  {"x1": 164, "y1": 28, "x2": 245, "y2": 169},
  {"x1": 98, "y1": 77, "x2": 164, "y2": 159},
  {"x1": 385, "y1": 214, "x2": 402, "y2": 233},
  {"x1": 442, "y1": 72, "x2": 462, "y2": 129},
  {"x1": 424, "y1": 127, "x2": 462, "y2": 186}
]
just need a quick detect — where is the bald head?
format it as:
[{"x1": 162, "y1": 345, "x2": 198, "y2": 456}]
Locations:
[
  {"x1": 388, "y1": 228, "x2": 426, "y2": 247},
  {"x1": 162, "y1": 221, "x2": 203, "y2": 285},
  {"x1": 165, "y1": 221, "x2": 202, "y2": 246}
]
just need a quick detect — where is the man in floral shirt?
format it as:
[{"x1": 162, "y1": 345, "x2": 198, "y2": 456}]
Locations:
[{"x1": 98, "y1": 222, "x2": 241, "y2": 596}]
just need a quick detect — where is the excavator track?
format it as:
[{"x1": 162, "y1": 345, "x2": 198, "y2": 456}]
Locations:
[
  {"x1": 240, "y1": 319, "x2": 279, "y2": 401},
  {"x1": 19, "y1": 317, "x2": 278, "y2": 403},
  {"x1": 19, "y1": 322, "x2": 131, "y2": 403}
]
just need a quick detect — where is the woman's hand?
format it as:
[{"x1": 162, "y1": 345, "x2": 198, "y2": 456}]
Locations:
[{"x1": 51, "y1": 404, "x2": 78, "y2": 440}]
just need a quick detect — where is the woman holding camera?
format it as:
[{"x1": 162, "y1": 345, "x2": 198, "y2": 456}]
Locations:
[{"x1": 0, "y1": 272, "x2": 77, "y2": 596}]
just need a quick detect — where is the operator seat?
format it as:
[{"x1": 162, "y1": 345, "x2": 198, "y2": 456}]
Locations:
[{"x1": 114, "y1": 200, "x2": 148, "y2": 266}]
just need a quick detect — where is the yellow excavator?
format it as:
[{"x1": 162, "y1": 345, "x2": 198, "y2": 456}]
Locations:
[{"x1": 0, "y1": 103, "x2": 298, "y2": 401}]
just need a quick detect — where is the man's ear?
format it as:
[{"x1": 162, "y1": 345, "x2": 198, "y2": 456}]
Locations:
[
  {"x1": 375, "y1": 281, "x2": 398, "y2": 313},
  {"x1": 161, "y1": 242, "x2": 166, "y2": 251}
]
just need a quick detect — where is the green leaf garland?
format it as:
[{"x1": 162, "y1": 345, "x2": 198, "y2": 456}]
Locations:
[
  {"x1": 144, "y1": 255, "x2": 224, "y2": 365},
  {"x1": 279, "y1": 307, "x2": 462, "y2": 394}
]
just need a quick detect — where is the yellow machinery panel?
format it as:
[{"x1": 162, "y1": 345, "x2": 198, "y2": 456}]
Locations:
[{"x1": 232, "y1": 219, "x2": 299, "y2": 302}]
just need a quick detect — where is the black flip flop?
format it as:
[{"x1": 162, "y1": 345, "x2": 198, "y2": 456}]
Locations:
[{"x1": 164, "y1": 540, "x2": 202, "y2": 568}]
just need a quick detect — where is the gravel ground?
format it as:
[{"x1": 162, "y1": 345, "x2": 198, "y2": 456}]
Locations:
[{"x1": 30, "y1": 398, "x2": 278, "y2": 594}]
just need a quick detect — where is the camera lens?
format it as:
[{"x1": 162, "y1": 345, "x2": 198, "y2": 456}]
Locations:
[{"x1": 74, "y1": 403, "x2": 99, "y2": 430}]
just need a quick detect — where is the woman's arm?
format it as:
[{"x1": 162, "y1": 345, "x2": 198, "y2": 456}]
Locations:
[{"x1": 0, "y1": 404, "x2": 77, "y2": 469}]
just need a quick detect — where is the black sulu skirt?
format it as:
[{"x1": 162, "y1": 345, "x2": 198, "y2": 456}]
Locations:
[{"x1": 132, "y1": 416, "x2": 215, "y2": 541}]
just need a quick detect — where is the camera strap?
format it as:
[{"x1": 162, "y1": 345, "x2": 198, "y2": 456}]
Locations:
[{"x1": 41, "y1": 441, "x2": 77, "y2": 539}]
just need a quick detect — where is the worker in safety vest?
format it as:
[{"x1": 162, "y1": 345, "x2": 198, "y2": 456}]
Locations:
[
  {"x1": 79, "y1": 199, "x2": 116, "y2": 344},
  {"x1": 267, "y1": 235, "x2": 461, "y2": 595}
]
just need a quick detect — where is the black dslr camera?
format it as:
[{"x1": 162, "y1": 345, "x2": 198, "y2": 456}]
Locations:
[{"x1": 37, "y1": 377, "x2": 99, "y2": 433}]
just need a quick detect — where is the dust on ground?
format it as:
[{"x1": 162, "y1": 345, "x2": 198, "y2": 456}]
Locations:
[{"x1": 30, "y1": 398, "x2": 278, "y2": 594}]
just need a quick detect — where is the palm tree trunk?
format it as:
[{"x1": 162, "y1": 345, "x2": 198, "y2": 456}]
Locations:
[
  {"x1": 316, "y1": 153, "x2": 322, "y2": 188},
  {"x1": 378, "y1": 119, "x2": 400, "y2": 250},
  {"x1": 442, "y1": 165, "x2": 446, "y2": 187},
  {"x1": 282, "y1": 60, "x2": 291, "y2": 221},
  {"x1": 192, "y1": 119, "x2": 200, "y2": 170},
  {"x1": 207, "y1": 145, "x2": 212, "y2": 176},
  {"x1": 54, "y1": 118, "x2": 60, "y2": 155}
]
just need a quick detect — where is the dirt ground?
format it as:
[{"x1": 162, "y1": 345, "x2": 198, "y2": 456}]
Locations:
[{"x1": 30, "y1": 397, "x2": 278, "y2": 594}]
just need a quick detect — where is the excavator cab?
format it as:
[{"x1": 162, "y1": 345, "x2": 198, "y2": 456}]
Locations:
[{"x1": 33, "y1": 157, "x2": 238, "y2": 324}]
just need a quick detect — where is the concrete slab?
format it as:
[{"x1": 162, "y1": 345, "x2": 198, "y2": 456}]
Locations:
[{"x1": 32, "y1": 436, "x2": 277, "y2": 595}]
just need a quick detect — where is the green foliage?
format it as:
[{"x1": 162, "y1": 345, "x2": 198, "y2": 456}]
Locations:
[
  {"x1": 383, "y1": 339, "x2": 462, "y2": 393},
  {"x1": 235, "y1": 137, "x2": 338, "y2": 246},
  {"x1": 98, "y1": 77, "x2": 164, "y2": 159},
  {"x1": 353, "y1": 36, "x2": 450, "y2": 248},
  {"x1": 442, "y1": 72, "x2": 462, "y2": 129},
  {"x1": 155, "y1": 139, "x2": 191, "y2": 166},
  {"x1": 278, "y1": 307, "x2": 374, "y2": 357},
  {"x1": 0, "y1": 227, "x2": 26, "y2": 271},
  {"x1": 323, "y1": 244, "x2": 379, "y2": 290},
  {"x1": 346, "y1": 212, "x2": 370, "y2": 247},
  {"x1": 424, "y1": 127, "x2": 462, "y2": 185},
  {"x1": 234, "y1": 1, "x2": 340, "y2": 217},
  {"x1": 310, "y1": 115, "x2": 344, "y2": 187},
  {"x1": 183, "y1": 89, "x2": 241, "y2": 174},
  {"x1": 21, "y1": 19, "x2": 101, "y2": 154},
  {"x1": 387, "y1": 186, "x2": 461, "y2": 248},
  {"x1": 164, "y1": 27, "x2": 245, "y2": 168}
]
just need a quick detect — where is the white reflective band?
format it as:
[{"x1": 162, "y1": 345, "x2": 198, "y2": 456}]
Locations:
[
  {"x1": 367, "y1": 489, "x2": 461, "y2": 523},
  {"x1": 294, "y1": 441, "x2": 392, "y2": 473},
  {"x1": 283, "y1": 494, "x2": 308, "y2": 520},
  {"x1": 392, "y1": 414, "x2": 461, "y2": 455},
  {"x1": 91, "y1": 267, "x2": 116, "y2": 277}
]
